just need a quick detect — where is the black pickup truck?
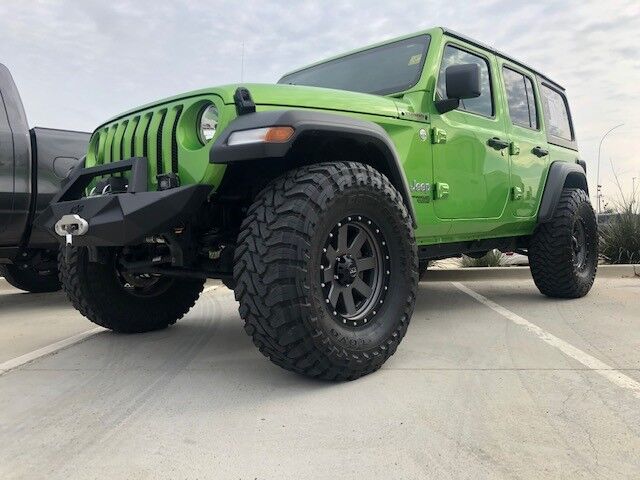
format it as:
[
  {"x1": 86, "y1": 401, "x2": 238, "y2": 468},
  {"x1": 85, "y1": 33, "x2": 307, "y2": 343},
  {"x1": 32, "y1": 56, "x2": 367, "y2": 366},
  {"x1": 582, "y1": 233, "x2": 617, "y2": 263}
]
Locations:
[{"x1": 0, "y1": 64, "x2": 89, "y2": 292}]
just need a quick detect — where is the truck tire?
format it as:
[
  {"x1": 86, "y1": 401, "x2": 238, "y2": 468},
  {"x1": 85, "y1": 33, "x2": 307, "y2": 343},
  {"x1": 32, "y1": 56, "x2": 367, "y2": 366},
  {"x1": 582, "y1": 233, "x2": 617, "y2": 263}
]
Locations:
[
  {"x1": 58, "y1": 247, "x2": 204, "y2": 333},
  {"x1": 0, "y1": 264, "x2": 60, "y2": 293},
  {"x1": 233, "y1": 162, "x2": 418, "y2": 380},
  {"x1": 529, "y1": 188, "x2": 597, "y2": 298}
]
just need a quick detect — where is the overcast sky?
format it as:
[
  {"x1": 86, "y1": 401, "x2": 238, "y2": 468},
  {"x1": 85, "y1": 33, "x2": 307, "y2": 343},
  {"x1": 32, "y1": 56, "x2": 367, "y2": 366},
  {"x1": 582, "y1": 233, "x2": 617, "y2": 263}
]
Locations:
[{"x1": 1, "y1": 0, "x2": 638, "y2": 205}]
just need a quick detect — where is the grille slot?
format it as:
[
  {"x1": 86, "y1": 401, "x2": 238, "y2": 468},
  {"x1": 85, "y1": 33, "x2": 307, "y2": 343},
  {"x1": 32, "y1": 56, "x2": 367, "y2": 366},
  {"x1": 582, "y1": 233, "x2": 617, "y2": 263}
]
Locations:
[
  {"x1": 124, "y1": 116, "x2": 139, "y2": 159},
  {"x1": 133, "y1": 113, "x2": 151, "y2": 159},
  {"x1": 103, "y1": 124, "x2": 116, "y2": 163},
  {"x1": 96, "y1": 128, "x2": 107, "y2": 163},
  {"x1": 111, "y1": 127, "x2": 117, "y2": 161},
  {"x1": 118, "y1": 121, "x2": 128, "y2": 161},
  {"x1": 142, "y1": 115, "x2": 151, "y2": 159},
  {"x1": 171, "y1": 106, "x2": 183, "y2": 174},
  {"x1": 155, "y1": 110, "x2": 167, "y2": 175}
]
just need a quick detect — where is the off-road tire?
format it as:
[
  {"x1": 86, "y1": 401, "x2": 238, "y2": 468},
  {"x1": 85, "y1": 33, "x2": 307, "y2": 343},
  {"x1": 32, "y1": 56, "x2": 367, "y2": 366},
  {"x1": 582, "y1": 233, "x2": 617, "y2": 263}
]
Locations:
[
  {"x1": 233, "y1": 162, "x2": 418, "y2": 380},
  {"x1": 221, "y1": 278, "x2": 236, "y2": 290},
  {"x1": 529, "y1": 188, "x2": 597, "y2": 298},
  {"x1": 0, "y1": 264, "x2": 60, "y2": 293},
  {"x1": 418, "y1": 260, "x2": 429, "y2": 280},
  {"x1": 58, "y1": 247, "x2": 204, "y2": 333}
]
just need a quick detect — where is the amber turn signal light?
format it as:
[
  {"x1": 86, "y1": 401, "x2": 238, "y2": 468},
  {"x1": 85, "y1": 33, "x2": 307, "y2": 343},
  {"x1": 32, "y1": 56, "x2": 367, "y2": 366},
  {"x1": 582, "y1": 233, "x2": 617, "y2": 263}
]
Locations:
[{"x1": 264, "y1": 126, "x2": 295, "y2": 143}]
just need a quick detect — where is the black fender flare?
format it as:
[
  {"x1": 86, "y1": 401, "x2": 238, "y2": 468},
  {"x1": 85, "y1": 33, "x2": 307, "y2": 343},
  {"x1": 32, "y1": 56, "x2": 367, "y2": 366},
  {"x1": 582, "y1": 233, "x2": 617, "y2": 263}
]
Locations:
[
  {"x1": 538, "y1": 161, "x2": 589, "y2": 223},
  {"x1": 210, "y1": 109, "x2": 416, "y2": 225}
]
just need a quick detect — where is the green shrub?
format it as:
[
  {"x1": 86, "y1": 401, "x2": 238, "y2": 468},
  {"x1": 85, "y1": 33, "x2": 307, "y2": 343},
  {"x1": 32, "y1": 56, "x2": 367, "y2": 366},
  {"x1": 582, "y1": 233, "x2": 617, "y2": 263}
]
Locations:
[
  {"x1": 599, "y1": 193, "x2": 640, "y2": 264},
  {"x1": 461, "y1": 249, "x2": 505, "y2": 267}
]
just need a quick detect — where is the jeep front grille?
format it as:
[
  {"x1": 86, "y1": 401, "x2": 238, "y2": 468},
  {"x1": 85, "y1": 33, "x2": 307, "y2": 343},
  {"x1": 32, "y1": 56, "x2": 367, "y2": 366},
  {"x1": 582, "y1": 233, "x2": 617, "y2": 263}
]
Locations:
[
  {"x1": 86, "y1": 94, "x2": 223, "y2": 190},
  {"x1": 92, "y1": 105, "x2": 184, "y2": 178}
]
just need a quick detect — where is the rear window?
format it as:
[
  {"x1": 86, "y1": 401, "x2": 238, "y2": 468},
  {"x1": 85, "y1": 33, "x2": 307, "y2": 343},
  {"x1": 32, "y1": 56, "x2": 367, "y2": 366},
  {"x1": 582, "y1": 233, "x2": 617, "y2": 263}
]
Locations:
[
  {"x1": 278, "y1": 35, "x2": 430, "y2": 96},
  {"x1": 502, "y1": 67, "x2": 538, "y2": 129},
  {"x1": 541, "y1": 85, "x2": 572, "y2": 140}
]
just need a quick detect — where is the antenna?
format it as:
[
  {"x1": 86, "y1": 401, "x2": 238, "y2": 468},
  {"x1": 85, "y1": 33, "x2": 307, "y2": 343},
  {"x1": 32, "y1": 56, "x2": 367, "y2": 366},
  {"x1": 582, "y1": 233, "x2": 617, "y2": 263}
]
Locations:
[{"x1": 240, "y1": 42, "x2": 245, "y2": 82}]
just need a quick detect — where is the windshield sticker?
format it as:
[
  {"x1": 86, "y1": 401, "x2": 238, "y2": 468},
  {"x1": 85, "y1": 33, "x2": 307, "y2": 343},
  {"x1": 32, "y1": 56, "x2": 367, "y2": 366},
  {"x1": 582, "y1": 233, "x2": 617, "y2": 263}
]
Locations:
[{"x1": 408, "y1": 54, "x2": 422, "y2": 66}]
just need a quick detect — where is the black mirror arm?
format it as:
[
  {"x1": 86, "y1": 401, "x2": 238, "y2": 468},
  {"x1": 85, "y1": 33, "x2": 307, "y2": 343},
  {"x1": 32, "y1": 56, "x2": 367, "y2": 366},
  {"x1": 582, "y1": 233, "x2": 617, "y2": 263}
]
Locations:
[{"x1": 434, "y1": 98, "x2": 460, "y2": 114}]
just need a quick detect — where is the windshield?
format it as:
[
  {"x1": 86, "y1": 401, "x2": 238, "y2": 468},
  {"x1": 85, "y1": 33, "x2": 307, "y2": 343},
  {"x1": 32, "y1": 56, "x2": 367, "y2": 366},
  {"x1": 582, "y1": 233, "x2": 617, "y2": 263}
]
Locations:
[{"x1": 278, "y1": 35, "x2": 430, "y2": 96}]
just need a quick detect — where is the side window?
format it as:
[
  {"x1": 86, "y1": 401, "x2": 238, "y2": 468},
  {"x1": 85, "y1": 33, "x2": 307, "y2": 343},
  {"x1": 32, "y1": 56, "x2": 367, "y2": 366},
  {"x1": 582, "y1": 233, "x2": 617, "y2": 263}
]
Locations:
[
  {"x1": 502, "y1": 67, "x2": 538, "y2": 129},
  {"x1": 436, "y1": 45, "x2": 493, "y2": 117},
  {"x1": 541, "y1": 84, "x2": 572, "y2": 140},
  {"x1": 525, "y1": 77, "x2": 537, "y2": 128}
]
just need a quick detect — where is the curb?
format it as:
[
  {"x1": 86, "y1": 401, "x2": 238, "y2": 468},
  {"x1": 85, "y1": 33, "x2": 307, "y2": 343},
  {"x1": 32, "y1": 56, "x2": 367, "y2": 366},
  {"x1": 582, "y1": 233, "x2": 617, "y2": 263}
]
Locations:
[{"x1": 424, "y1": 264, "x2": 639, "y2": 282}]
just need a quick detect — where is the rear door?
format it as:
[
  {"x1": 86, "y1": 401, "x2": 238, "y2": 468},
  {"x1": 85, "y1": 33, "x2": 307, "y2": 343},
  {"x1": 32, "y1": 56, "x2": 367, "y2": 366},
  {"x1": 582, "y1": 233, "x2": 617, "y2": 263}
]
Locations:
[
  {"x1": 498, "y1": 62, "x2": 549, "y2": 218},
  {"x1": 431, "y1": 41, "x2": 511, "y2": 232}
]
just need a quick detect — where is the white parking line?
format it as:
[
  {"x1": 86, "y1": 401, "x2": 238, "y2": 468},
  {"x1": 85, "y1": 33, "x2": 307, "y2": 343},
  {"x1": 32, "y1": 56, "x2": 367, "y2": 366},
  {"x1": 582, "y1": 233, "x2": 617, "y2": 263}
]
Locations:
[
  {"x1": 452, "y1": 282, "x2": 640, "y2": 399},
  {"x1": 0, "y1": 284, "x2": 225, "y2": 376},
  {"x1": 0, "y1": 327, "x2": 104, "y2": 375}
]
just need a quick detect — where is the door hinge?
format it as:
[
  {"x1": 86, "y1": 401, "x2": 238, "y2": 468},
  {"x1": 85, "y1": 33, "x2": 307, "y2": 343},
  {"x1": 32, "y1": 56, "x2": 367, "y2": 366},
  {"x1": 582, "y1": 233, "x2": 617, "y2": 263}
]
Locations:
[
  {"x1": 509, "y1": 142, "x2": 520, "y2": 155},
  {"x1": 431, "y1": 127, "x2": 447, "y2": 144},
  {"x1": 512, "y1": 186, "x2": 523, "y2": 201},
  {"x1": 435, "y1": 182, "x2": 450, "y2": 199}
]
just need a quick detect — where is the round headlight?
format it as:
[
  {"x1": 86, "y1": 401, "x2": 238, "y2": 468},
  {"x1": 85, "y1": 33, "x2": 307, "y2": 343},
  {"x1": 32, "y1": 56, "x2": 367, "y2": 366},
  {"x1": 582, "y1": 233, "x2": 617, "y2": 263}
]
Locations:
[{"x1": 198, "y1": 104, "x2": 218, "y2": 144}]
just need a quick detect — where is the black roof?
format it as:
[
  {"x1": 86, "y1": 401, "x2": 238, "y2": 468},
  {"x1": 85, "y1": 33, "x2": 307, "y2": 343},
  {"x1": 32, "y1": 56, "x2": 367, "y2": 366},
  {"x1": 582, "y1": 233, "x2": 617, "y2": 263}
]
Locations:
[{"x1": 441, "y1": 27, "x2": 565, "y2": 91}]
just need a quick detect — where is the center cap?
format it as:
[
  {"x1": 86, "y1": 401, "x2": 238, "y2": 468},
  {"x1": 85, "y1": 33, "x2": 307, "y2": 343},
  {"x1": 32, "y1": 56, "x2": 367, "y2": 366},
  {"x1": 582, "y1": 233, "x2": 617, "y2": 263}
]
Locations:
[{"x1": 335, "y1": 255, "x2": 358, "y2": 285}]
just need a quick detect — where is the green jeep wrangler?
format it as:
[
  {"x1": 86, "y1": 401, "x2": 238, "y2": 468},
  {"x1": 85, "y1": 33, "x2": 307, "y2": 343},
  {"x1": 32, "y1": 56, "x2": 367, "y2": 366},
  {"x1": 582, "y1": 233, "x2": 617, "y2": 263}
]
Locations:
[{"x1": 39, "y1": 27, "x2": 597, "y2": 380}]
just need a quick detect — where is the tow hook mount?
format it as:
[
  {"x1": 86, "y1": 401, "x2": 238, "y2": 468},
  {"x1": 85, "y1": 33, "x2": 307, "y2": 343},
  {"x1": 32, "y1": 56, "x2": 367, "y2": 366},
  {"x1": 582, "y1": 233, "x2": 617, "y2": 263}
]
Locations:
[{"x1": 54, "y1": 214, "x2": 89, "y2": 245}]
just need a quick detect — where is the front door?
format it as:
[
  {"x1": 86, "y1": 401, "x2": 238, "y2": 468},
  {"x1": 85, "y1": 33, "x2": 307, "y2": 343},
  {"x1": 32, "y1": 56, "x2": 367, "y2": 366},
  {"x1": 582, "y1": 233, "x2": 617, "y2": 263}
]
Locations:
[
  {"x1": 499, "y1": 62, "x2": 549, "y2": 218},
  {"x1": 431, "y1": 43, "x2": 510, "y2": 232}
]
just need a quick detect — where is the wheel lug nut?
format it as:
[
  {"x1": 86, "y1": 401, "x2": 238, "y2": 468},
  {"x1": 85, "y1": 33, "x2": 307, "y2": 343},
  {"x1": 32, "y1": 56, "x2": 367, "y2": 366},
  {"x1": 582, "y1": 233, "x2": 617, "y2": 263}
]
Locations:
[
  {"x1": 321, "y1": 283, "x2": 325, "y2": 287},
  {"x1": 325, "y1": 299, "x2": 330, "y2": 303},
  {"x1": 343, "y1": 319, "x2": 346, "y2": 323}
]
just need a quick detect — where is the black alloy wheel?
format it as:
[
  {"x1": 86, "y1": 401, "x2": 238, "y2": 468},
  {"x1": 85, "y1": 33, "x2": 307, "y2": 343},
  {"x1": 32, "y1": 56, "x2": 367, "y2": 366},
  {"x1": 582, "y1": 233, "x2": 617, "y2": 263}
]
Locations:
[{"x1": 320, "y1": 216, "x2": 389, "y2": 327}]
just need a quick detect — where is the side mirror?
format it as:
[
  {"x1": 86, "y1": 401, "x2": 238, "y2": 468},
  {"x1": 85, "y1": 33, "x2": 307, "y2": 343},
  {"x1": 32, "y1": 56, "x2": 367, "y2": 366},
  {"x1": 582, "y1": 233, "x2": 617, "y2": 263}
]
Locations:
[{"x1": 435, "y1": 63, "x2": 481, "y2": 114}]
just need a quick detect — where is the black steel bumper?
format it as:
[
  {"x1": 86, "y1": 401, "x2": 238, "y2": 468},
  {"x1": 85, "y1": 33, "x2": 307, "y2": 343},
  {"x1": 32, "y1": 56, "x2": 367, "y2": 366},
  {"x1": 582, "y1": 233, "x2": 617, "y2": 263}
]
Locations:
[{"x1": 35, "y1": 157, "x2": 211, "y2": 247}]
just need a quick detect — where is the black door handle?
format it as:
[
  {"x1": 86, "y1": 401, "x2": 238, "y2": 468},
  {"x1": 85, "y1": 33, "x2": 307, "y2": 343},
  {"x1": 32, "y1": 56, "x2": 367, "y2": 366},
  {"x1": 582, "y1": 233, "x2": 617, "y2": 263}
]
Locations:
[
  {"x1": 532, "y1": 146, "x2": 549, "y2": 157},
  {"x1": 487, "y1": 137, "x2": 509, "y2": 150}
]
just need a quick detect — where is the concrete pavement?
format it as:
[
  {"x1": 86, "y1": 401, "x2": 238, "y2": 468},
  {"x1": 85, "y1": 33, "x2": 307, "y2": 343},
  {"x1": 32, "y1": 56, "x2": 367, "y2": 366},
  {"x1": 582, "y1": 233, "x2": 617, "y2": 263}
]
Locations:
[{"x1": 0, "y1": 274, "x2": 639, "y2": 479}]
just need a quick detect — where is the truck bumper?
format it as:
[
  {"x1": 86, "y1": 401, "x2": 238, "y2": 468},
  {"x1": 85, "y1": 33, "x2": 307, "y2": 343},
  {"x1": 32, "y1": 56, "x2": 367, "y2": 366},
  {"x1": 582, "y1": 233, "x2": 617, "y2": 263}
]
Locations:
[{"x1": 35, "y1": 157, "x2": 211, "y2": 247}]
